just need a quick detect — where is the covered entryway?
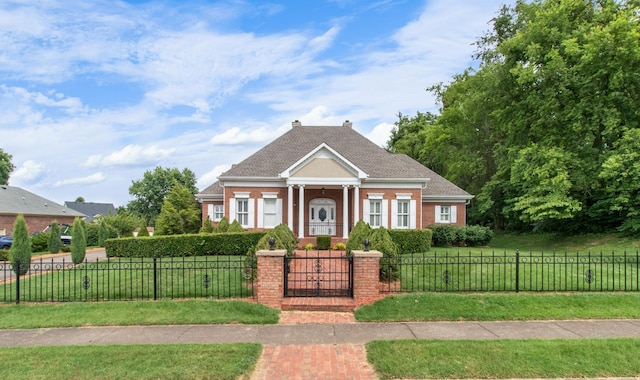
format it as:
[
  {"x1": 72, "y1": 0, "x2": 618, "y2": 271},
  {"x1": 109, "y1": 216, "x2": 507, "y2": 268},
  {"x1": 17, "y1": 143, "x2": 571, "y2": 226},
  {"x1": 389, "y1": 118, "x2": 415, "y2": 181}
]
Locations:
[
  {"x1": 309, "y1": 198, "x2": 336, "y2": 236},
  {"x1": 284, "y1": 250, "x2": 353, "y2": 297}
]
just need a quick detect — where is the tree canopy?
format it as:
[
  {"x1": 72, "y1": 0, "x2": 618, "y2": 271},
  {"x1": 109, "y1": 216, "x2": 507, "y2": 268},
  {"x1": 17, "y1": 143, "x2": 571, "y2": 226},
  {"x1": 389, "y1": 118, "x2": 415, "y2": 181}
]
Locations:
[
  {"x1": 127, "y1": 166, "x2": 198, "y2": 226},
  {"x1": 0, "y1": 148, "x2": 14, "y2": 185},
  {"x1": 388, "y1": 0, "x2": 640, "y2": 233},
  {"x1": 154, "y1": 181, "x2": 202, "y2": 235}
]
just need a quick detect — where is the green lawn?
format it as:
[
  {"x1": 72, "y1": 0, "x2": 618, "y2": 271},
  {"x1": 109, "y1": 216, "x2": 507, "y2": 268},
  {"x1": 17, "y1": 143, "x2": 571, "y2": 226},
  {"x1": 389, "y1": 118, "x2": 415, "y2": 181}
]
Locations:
[{"x1": 0, "y1": 344, "x2": 262, "y2": 380}]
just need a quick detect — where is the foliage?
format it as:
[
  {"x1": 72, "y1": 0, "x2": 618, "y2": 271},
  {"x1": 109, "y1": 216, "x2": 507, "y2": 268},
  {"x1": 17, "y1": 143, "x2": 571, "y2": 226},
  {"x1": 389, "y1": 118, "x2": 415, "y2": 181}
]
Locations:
[
  {"x1": 388, "y1": 229, "x2": 432, "y2": 254},
  {"x1": 304, "y1": 243, "x2": 314, "y2": 250},
  {"x1": 431, "y1": 224, "x2": 493, "y2": 247},
  {"x1": 463, "y1": 225, "x2": 494, "y2": 246},
  {"x1": 154, "y1": 182, "x2": 201, "y2": 235},
  {"x1": 316, "y1": 236, "x2": 331, "y2": 250},
  {"x1": 215, "y1": 216, "x2": 230, "y2": 233},
  {"x1": 0, "y1": 148, "x2": 14, "y2": 185},
  {"x1": 431, "y1": 225, "x2": 459, "y2": 247},
  {"x1": 105, "y1": 232, "x2": 266, "y2": 258},
  {"x1": 137, "y1": 224, "x2": 149, "y2": 237},
  {"x1": 228, "y1": 220, "x2": 245, "y2": 233},
  {"x1": 70, "y1": 217, "x2": 86, "y2": 264},
  {"x1": 102, "y1": 210, "x2": 141, "y2": 238},
  {"x1": 85, "y1": 223, "x2": 99, "y2": 247},
  {"x1": 346, "y1": 220, "x2": 372, "y2": 255},
  {"x1": 48, "y1": 221, "x2": 61, "y2": 253},
  {"x1": 333, "y1": 242, "x2": 346, "y2": 251},
  {"x1": 98, "y1": 220, "x2": 107, "y2": 247},
  {"x1": 31, "y1": 232, "x2": 49, "y2": 253},
  {"x1": 388, "y1": 0, "x2": 640, "y2": 233},
  {"x1": 200, "y1": 218, "x2": 214, "y2": 233},
  {"x1": 369, "y1": 226, "x2": 399, "y2": 281},
  {"x1": 75, "y1": 196, "x2": 85, "y2": 202},
  {"x1": 127, "y1": 166, "x2": 198, "y2": 226},
  {"x1": 10, "y1": 214, "x2": 31, "y2": 275}
]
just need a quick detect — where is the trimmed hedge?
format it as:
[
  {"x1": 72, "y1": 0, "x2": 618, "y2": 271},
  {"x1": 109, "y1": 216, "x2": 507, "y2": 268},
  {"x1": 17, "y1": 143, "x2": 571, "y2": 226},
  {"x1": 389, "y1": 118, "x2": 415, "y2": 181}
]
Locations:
[
  {"x1": 316, "y1": 236, "x2": 332, "y2": 250},
  {"x1": 431, "y1": 224, "x2": 493, "y2": 247},
  {"x1": 105, "y1": 231, "x2": 266, "y2": 258},
  {"x1": 388, "y1": 229, "x2": 432, "y2": 254}
]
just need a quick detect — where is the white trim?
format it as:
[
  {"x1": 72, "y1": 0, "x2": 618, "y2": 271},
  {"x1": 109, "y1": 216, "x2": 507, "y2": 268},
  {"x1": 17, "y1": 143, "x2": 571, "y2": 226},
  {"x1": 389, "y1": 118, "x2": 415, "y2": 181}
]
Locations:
[
  {"x1": 367, "y1": 193, "x2": 383, "y2": 200},
  {"x1": 451, "y1": 205, "x2": 457, "y2": 223},
  {"x1": 234, "y1": 192, "x2": 250, "y2": 198},
  {"x1": 261, "y1": 192, "x2": 278, "y2": 198},
  {"x1": 229, "y1": 198, "x2": 236, "y2": 223},
  {"x1": 257, "y1": 199, "x2": 264, "y2": 228},
  {"x1": 410, "y1": 199, "x2": 417, "y2": 229},
  {"x1": 381, "y1": 199, "x2": 389, "y2": 228},
  {"x1": 247, "y1": 198, "x2": 255, "y2": 228},
  {"x1": 396, "y1": 193, "x2": 412, "y2": 200},
  {"x1": 207, "y1": 204, "x2": 213, "y2": 220},
  {"x1": 286, "y1": 177, "x2": 362, "y2": 186},
  {"x1": 391, "y1": 200, "x2": 398, "y2": 229},
  {"x1": 280, "y1": 143, "x2": 368, "y2": 180},
  {"x1": 275, "y1": 198, "x2": 283, "y2": 226},
  {"x1": 423, "y1": 196, "x2": 474, "y2": 202},
  {"x1": 362, "y1": 200, "x2": 370, "y2": 224}
]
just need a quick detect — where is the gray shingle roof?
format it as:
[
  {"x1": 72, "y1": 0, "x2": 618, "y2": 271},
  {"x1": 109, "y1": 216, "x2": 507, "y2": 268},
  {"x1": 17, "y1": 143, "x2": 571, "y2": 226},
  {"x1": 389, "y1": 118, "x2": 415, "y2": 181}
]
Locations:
[
  {"x1": 0, "y1": 186, "x2": 85, "y2": 217},
  {"x1": 64, "y1": 202, "x2": 116, "y2": 222},
  {"x1": 210, "y1": 125, "x2": 471, "y2": 198}
]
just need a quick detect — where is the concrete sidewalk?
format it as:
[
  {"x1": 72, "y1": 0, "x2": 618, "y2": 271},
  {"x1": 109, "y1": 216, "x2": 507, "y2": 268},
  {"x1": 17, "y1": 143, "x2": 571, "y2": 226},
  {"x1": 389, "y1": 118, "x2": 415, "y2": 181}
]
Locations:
[{"x1": 1, "y1": 319, "x2": 639, "y2": 347}]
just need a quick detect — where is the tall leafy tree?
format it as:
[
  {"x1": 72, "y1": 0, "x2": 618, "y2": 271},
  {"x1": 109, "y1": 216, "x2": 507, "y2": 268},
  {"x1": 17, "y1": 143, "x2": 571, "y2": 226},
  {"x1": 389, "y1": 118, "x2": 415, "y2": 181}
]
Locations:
[
  {"x1": 70, "y1": 217, "x2": 86, "y2": 264},
  {"x1": 10, "y1": 214, "x2": 31, "y2": 275},
  {"x1": 0, "y1": 148, "x2": 15, "y2": 185},
  {"x1": 154, "y1": 182, "x2": 201, "y2": 235},
  {"x1": 127, "y1": 167, "x2": 198, "y2": 226}
]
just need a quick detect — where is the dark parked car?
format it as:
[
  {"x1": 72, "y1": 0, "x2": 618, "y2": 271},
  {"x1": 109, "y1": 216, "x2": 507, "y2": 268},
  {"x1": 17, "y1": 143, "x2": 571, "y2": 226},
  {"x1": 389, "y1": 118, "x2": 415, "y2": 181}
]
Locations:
[{"x1": 0, "y1": 235, "x2": 12, "y2": 249}]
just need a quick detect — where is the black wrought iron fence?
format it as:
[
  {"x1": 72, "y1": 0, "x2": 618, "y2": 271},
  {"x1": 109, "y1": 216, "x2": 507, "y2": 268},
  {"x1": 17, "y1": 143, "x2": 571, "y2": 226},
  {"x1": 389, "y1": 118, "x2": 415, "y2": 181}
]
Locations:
[
  {"x1": 380, "y1": 251, "x2": 640, "y2": 293},
  {"x1": 0, "y1": 256, "x2": 255, "y2": 303}
]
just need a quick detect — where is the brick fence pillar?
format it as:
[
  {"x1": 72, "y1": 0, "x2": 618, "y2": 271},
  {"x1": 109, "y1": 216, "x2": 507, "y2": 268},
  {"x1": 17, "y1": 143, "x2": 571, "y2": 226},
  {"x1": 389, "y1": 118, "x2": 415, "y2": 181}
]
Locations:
[
  {"x1": 352, "y1": 250, "x2": 383, "y2": 303},
  {"x1": 255, "y1": 249, "x2": 287, "y2": 309}
]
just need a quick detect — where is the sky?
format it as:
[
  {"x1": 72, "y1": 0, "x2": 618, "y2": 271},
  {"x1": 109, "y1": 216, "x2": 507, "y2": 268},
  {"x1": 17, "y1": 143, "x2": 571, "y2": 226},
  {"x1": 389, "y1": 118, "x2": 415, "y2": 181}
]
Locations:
[{"x1": 1, "y1": 0, "x2": 509, "y2": 207}]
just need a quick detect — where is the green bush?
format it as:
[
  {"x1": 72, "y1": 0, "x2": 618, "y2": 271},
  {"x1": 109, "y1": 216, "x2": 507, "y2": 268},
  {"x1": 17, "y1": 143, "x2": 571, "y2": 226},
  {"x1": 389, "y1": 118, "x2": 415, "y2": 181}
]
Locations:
[
  {"x1": 369, "y1": 227, "x2": 399, "y2": 281},
  {"x1": 0, "y1": 250, "x2": 8, "y2": 261},
  {"x1": 346, "y1": 220, "x2": 372, "y2": 255},
  {"x1": 137, "y1": 224, "x2": 150, "y2": 237},
  {"x1": 464, "y1": 225, "x2": 494, "y2": 246},
  {"x1": 215, "y1": 216, "x2": 230, "y2": 233},
  {"x1": 105, "y1": 231, "x2": 266, "y2": 258},
  {"x1": 316, "y1": 236, "x2": 331, "y2": 250},
  {"x1": 388, "y1": 229, "x2": 432, "y2": 254},
  {"x1": 31, "y1": 232, "x2": 49, "y2": 253},
  {"x1": 430, "y1": 224, "x2": 494, "y2": 247},
  {"x1": 85, "y1": 223, "x2": 99, "y2": 247},
  {"x1": 71, "y1": 217, "x2": 87, "y2": 264},
  {"x1": 228, "y1": 220, "x2": 244, "y2": 233},
  {"x1": 200, "y1": 218, "x2": 214, "y2": 233},
  {"x1": 10, "y1": 214, "x2": 31, "y2": 275},
  {"x1": 48, "y1": 221, "x2": 61, "y2": 253},
  {"x1": 431, "y1": 224, "x2": 459, "y2": 247}
]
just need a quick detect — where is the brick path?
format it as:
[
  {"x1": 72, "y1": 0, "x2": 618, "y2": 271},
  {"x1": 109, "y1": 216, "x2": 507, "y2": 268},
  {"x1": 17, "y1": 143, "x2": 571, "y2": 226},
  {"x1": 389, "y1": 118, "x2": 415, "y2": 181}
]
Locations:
[{"x1": 250, "y1": 311, "x2": 377, "y2": 379}]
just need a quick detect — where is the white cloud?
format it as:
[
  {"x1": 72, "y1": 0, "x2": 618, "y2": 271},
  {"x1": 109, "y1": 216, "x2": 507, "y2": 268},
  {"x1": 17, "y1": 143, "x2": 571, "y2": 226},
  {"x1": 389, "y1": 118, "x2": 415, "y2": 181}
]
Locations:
[
  {"x1": 209, "y1": 126, "x2": 275, "y2": 146},
  {"x1": 11, "y1": 160, "x2": 46, "y2": 184},
  {"x1": 83, "y1": 145, "x2": 176, "y2": 168},
  {"x1": 55, "y1": 172, "x2": 106, "y2": 187},
  {"x1": 365, "y1": 122, "x2": 394, "y2": 147},
  {"x1": 197, "y1": 164, "x2": 232, "y2": 190}
]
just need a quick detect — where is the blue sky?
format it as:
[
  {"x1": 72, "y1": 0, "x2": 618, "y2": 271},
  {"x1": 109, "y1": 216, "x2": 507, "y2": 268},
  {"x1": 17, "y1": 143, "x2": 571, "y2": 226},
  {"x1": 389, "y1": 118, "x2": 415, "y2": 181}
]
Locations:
[{"x1": 1, "y1": 0, "x2": 508, "y2": 207}]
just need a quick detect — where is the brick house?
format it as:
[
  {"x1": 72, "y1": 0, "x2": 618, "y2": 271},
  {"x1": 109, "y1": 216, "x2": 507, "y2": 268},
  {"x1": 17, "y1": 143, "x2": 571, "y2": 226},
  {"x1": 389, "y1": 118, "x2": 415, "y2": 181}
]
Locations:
[
  {"x1": 0, "y1": 185, "x2": 85, "y2": 235},
  {"x1": 196, "y1": 121, "x2": 473, "y2": 242}
]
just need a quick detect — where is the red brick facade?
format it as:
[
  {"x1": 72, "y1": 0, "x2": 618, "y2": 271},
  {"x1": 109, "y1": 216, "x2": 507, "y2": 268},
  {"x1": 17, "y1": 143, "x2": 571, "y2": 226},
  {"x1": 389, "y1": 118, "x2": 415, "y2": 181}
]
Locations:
[{"x1": 0, "y1": 215, "x2": 78, "y2": 236}]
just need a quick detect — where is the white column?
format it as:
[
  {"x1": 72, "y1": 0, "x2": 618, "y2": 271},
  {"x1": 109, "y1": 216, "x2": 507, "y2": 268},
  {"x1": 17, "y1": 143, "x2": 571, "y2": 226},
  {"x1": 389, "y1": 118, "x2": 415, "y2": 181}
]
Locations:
[
  {"x1": 298, "y1": 185, "x2": 305, "y2": 239},
  {"x1": 287, "y1": 185, "x2": 294, "y2": 232},
  {"x1": 354, "y1": 185, "x2": 360, "y2": 224},
  {"x1": 342, "y1": 185, "x2": 349, "y2": 238}
]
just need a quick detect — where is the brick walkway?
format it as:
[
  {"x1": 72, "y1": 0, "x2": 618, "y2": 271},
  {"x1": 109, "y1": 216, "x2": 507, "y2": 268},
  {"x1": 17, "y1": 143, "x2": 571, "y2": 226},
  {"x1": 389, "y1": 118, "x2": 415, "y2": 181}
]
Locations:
[{"x1": 250, "y1": 311, "x2": 377, "y2": 379}]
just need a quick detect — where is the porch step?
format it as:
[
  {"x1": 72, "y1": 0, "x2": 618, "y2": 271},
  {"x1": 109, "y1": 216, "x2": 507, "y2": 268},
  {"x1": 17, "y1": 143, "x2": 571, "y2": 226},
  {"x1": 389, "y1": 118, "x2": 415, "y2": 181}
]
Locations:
[{"x1": 281, "y1": 297, "x2": 356, "y2": 312}]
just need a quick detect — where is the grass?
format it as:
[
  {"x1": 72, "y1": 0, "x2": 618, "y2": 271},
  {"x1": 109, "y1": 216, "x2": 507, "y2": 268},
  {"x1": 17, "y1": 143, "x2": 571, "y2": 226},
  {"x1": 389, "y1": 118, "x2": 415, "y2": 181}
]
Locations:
[
  {"x1": 355, "y1": 292, "x2": 640, "y2": 321},
  {"x1": 0, "y1": 343, "x2": 262, "y2": 380},
  {"x1": 367, "y1": 339, "x2": 640, "y2": 379},
  {"x1": 488, "y1": 231, "x2": 640, "y2": 253},
  {"x1": 0, "y1": 299, "x2": 279, "y2": 329}
]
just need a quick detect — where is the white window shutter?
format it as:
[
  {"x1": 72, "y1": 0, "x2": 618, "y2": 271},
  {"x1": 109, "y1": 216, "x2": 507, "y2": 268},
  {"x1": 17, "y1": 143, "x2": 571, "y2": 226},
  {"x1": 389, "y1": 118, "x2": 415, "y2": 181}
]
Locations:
[
  {"x1": 276, "y1": 199, "x2": 283, "y2": 225},
  {"x1": 229, "y1": 198, "x2": 236, "y2": 223},
  {"x1": 207, "y1": 204, "x2": 213, "y2": 220},
  {"x1": 435, "y1": 205, "x2": 442, "y2": 223},
  {"x1": 382, "y1": 200, "x2": 389, "y2": 228},
  {"x1": 257, "y1": 199, "x2": 264, "y2": 228},
  {"x1": 248, "y1": 198, "x2": 255, "y2": 228},
  {"x1": 391, "y1": 200, "x2": 398, "y2": 229},
  {"x1": 410, "y1": 200, "x2": 417, "y2": 229},
  {"x1": 362, "y1": 200, "x2": 370, "y2": 224},
  {"x1": 451, "y1": 205, "x2": 457, "y2": 223}
]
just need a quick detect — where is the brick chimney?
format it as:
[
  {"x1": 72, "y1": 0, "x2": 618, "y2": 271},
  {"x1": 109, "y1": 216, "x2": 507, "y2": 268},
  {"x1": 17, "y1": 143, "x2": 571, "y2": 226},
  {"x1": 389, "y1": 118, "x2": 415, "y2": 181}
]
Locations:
[
  {"x1": 342, "y1": 120, "x2": 352, "y2": 128},
  {"x1": 292, "y1": 120, "x2": 302, "y2": 128}
]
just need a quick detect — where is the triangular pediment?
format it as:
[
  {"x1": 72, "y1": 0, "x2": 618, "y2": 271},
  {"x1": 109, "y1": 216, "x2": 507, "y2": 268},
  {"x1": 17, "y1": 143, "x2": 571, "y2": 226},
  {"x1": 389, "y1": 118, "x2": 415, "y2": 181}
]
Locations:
[{"x1": 280, "y1": 143, "x2": 367, "y2": 183}]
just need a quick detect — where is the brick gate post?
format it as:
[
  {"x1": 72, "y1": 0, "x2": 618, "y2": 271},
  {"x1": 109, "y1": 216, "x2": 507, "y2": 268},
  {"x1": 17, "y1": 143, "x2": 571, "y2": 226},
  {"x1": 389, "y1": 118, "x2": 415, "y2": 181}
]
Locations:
[
  {"x1": 255, "y1": 249, "x2": 287, "y2": 309},
  {"x1": 352, "y1": 250, "x2": 383, "y2": 303}
]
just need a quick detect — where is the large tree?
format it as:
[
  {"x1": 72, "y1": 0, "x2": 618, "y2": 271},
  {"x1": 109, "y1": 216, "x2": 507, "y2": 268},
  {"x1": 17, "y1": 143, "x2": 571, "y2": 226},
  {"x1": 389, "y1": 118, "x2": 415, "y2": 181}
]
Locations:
[
  {"x1": 155, "y1": 182, "x2": 202, "y2": 235},
  {"x1": 388, "y1": 0, "x2": 640, "y2": 232},
  {"x1": 127, "y1": 167, "x2": 198, "y2": 226},
  {"x1": 0, "y1": 148, "x2": 15, "y2": 185}
]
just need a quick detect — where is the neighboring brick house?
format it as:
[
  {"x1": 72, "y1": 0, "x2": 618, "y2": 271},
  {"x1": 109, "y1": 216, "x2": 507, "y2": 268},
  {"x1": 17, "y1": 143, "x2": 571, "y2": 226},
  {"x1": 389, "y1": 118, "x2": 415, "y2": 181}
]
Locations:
[
  {"x1": 196, "y1": 121, "x2": 473, "y2": 240},
  {"x1": 0, "y1": 185, "x2": 85, "y2": 235}
]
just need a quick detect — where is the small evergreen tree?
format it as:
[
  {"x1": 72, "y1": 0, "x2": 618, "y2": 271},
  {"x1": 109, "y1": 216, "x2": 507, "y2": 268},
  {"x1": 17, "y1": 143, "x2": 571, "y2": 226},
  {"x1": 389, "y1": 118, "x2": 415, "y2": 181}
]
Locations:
[
  {"x1": 48, "y1": 221, "x2": 62, "y2": 254},
  {"x1": 155, "y1": 201, "x2": 183, "y2": 235},
  {"x1": 10, "y1": 214, "x2": 31, "y2": 275},
  {"x1": 137, "y1": 224, "x2": 150, "y2": 237},
  {"x1": 200, "y1": 218, "x2": 214, "y2": 233},
  {"x1": 70, "y1": 217, "x2": 87, "y2": 264},
  {"x1": 98, "y1": 219, "x2": 107, "y2": 247},
  {"x1": 346, "y1": 220, "x2": 372, "y2": 255},
  {"x1": 369, "y1": 226, "x2": 400, "y2": 281},
  {"x1": 228, "y1": 219, "x2": 245, "y2": 233},
  {"x1": 215, "y1": 216, "x2": 230, "y2": 233}
]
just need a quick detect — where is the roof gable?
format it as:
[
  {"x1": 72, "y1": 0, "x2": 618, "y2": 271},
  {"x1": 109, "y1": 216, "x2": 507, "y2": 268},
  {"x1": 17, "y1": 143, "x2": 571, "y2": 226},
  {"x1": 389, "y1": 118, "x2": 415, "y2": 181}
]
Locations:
[
  {"x1": 0, "y1": 186, "x2": 85, "y2": 217},
  {"x1": 281, "y1": 143, "x2": 367, "y2": 181}
]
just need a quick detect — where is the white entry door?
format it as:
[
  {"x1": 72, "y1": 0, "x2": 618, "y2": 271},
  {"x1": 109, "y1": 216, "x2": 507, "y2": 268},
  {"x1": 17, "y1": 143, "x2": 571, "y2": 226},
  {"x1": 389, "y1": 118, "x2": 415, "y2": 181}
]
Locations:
[{"x1": 309, "y1": 198, "x2": 336, "y2": 236}]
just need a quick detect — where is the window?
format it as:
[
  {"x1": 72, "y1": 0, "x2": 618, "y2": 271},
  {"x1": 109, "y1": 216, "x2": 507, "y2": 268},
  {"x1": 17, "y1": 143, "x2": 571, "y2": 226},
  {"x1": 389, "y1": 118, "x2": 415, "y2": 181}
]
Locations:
[
  {"x1": 439, "y1": 205, "x2": 451, "y2": 223},
  {"x1": 211, "y1": 205, "x2": 223, "y2": 221},
  {"x1": 369, "y1": 200, "x2": 382, "y2": 227},
  {"x1": 263, "y1": 198, "x2": 277, "y2": 228},
  {"x1": 397, "y1": 200, "x2": 410, "y2": 228},
  {"x1": 236, "y1": 198, "x2": 249, "y2": 226}
]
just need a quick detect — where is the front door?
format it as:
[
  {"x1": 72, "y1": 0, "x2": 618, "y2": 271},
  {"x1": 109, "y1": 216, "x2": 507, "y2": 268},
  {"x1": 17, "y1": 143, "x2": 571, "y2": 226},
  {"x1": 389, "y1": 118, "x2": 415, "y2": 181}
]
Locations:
[{"x1": 309, "y1": 198, "x2": 336, "y2": 236}]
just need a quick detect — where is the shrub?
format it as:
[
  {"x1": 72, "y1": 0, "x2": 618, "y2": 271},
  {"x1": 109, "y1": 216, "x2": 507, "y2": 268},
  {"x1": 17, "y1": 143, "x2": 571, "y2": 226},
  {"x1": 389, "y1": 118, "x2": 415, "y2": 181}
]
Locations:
[
  {"x1": 463, "y1": 225, "x2": 494, "y2": 246},
  {"x1": 0, "y1": 250, "x2": 8, "y2": 261},
  {"x1": 431, "y1": 224, "x2": 459, "y2": 247},
  {"x1": 70, "y1": 217, "x2": 87, "y2": 264},
  {"x1": 333, "y1": 242, "x2": 346, "y2": 251},
  {"x1": 316, "y1": 236, "x2": 331, "y2": 250},
  {"x1": 98, "y1": 220, "x2": 107, "y2": 247},
  {"x1": 10, "y1": 214, "x2": 31, "y2": 275},
  {"x1": 48, "y1": 221, "x2": 62, "y2": 253},
  {"x1": 215, "y1": 216, "x2": 230, "y2": 233},
  {"x1": 137, "y1": 224, "x2": 150, "y2": 237},
  {"x1": 244, "y1": 224, "x2": 296, "y2": 280},
  {"x1": 228, "y1": 220, "x2": 244, "y2": 233},
  {"x1": 388, "y1": 229, "x2": 432, "y2": 254},
  {"x1": 304, "y1": 243, "x2": 314, "y2": 250},
  {"x1": 369, "y1": 226, "x2": 399, "y2": 281},
  {"x1": 346, "y1": 220, "x2": 372, "y2": 255},
  {"x1": 31, "y1": 232, "x2": 49, "y2": 253},
  {"x1": 85, "y1": 223, "x2": 99, "y2": 247},
  {"x1": 200, "y1": 218, "x2": 214, "y2": 233}
]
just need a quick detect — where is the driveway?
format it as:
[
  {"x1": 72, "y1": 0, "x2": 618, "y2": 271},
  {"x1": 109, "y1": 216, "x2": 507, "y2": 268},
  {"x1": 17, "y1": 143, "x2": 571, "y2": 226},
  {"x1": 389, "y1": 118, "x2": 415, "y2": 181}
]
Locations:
[{"x1": 2, "y1": 248, "x2": 106, "y2": 281}]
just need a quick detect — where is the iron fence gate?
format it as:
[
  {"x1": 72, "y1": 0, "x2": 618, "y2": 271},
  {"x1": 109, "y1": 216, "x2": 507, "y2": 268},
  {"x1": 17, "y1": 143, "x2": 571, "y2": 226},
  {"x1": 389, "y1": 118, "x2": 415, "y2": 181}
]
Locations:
[{"x1": 284, "y1": 251, "x2": 353, "y2": 297}]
